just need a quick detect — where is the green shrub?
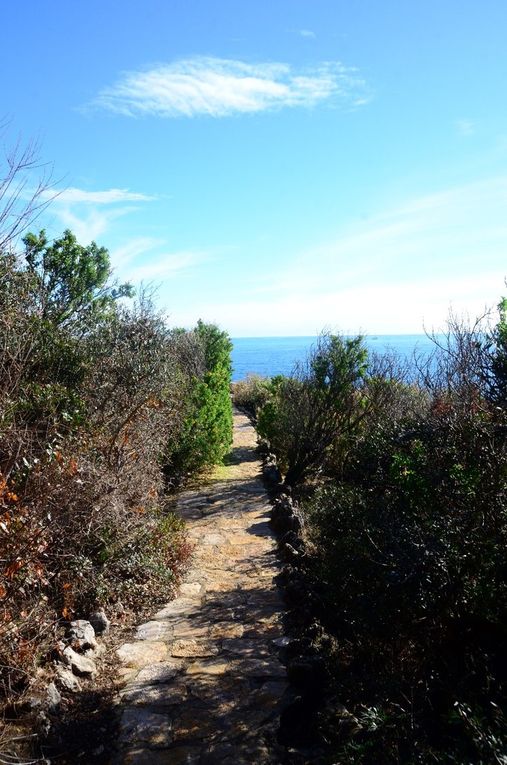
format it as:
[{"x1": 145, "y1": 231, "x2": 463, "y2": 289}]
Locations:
[
  {"x1": 0, "y1": 233, "x2": 212, "y2": 706},
  {"x1": 299, "y1": 318, "x2": 507, "y2": 762},
  {"x1": 257, "y1": 334, "x2": 368, "y2": 484},
  {"x1": 166, "y1": 320, "x2": 233, "y2": 477}
]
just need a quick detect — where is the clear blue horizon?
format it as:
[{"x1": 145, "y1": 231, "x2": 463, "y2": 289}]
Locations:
[
  {"x1": 231, "y1": 333, "x2": 427, "y2": 339},
  {"x1": 2, "y1": 1, "x2": 506, "y2": 336}
]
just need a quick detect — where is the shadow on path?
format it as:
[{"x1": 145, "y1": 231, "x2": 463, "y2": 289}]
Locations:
[{"x1": 113, "y1": 408, "x2": 291, "y2": 765}]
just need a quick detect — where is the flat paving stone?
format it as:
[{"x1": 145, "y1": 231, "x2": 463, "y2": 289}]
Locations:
[
  {"x1": 184, "y1": 659, "x2": 230, "y2": 676},
  {"x1": 122, "y1": 747, "x2": 201, "y2": 765},
  {"x1": 136, "y1": 621, "x2": 174, "y2": 641},
  {"x1": 121, "y1": 682, "x2": 188, "y2": 706},
  {"x1": 119, "y1": 708, "x2": 173, "y2": 748},
  {"x1": 134, "y1": 661, "x2": 184, "y2": 685},
  {"x1": 208, "y1": 621, "x2": 244, "y2": 639},
  {"x1": 179, "y1": 582, "x2": 204, "y2": 597},
  {"x1": 117, "y1": 642, "x2": 168, "y2": 668},
  {"x1": 170, "y1": 638, "x2": 219, "y2": 658},
  {"x1": 154, "y1": 599, "x2": 202, "y2": 619},
  {"x1": 115, "y1": 409, "x2": 290, "y2": 762}
]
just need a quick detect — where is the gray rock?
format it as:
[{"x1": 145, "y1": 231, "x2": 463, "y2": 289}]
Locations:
[
  {"x1": 89, "y1": 608, "x2": 110, "y2": 635},
  {"x1": 36, "y1": 710, "x2": 51, "y2": 736},
  {"x1": 285, "y1": 577, "x2": 309, "y2": 606},
  {"x1": 280, "y1": 542, "x2": 301, "y2": 562},
  {"x1": 84, "y1": 642, "x2": 106, "y2": 659},
  {"x1": 279, "y1": 493, "x2": 294, "y2": 508},
  {"x1": 46, "y1": 682, "x2": 61, "y2": 710},
  {"x1": 271, "y1": 496, "x2": 299, "y2": 534},
  {"x1": 136, "y1": 620, "x2": 173, "y2": 641},
  {"x1": 67, "y1": 619, "x2": 97, "y2": 651},
  {"x1": 62, "y1": 645, "x2": 97, "y2": 677},
  {"x1": 135, "y1": 661, "x2": 184, "y2": 685},
  {"x1": 263, "y1": 463, "x2": 282, "y2": 484},
  {"x1": 287, "y1": 656, "x2": 328, "y2": 691},
  {"x1": 290, "y1": 510, "x2": 304, "y2": 534},
  {"x1": 119, "y1": 708, "x2": 173, "y2": 749},
  {"x1": 55, "y1": 664, "x2": 82, "y2": 692},
  {"x1": 272, "y1": 636, "x2": 291, "y2": 648},
  {"x1": 280, "y1": 530, "x2": 305, "y2": 550},
  {"x1": 121, "y1": 682, "x2": 187, "y2": 706}
]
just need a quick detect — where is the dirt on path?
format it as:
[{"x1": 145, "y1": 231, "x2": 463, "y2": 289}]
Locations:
[{"x1": 113, "y1": 408, "x2": 290, "y2": 764}]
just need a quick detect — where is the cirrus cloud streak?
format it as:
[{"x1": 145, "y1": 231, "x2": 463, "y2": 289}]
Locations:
[
  {"x1": 51, "y1": 187, "x2": 156, "y2": 204},
  {"x1": 91, "y1": 56, "x2": 369, "y2": 118}
]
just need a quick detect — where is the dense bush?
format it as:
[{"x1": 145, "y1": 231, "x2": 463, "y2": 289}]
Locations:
[
  {"x1": 259, "y1": 316, "x2": 507, "y2": 763},
  {"x1": 257, "y1": 334, "x2": 368, "y2": 484},
  {"x1": 231, "y1": 373, "x2": 270, "y2": 421},
  {"x1": 491, "y1": 295, "x2": 507, "y2": 406},
  {"x1": 166, "y1": 320, "x2": 233, "y2": 478},
  {"x1": 0, "y1": 231, "x2": 232, "y2": 705}
]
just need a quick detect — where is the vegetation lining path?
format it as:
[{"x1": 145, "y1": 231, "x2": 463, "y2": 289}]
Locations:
[{"x1": 114, "y1": 408, "x2": 289, "y2": 764}]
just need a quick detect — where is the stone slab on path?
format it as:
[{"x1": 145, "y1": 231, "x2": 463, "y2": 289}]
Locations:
[{"x1": 114, "y1": 408, "x2": 290, "y2": 764}]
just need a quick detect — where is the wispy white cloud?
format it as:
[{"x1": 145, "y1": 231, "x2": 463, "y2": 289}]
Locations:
[
  {"x1": 109, "y1": 237, "x2": 165, "y2": 268},
  {"x1": 43, "y1": 185, "x2": 156, "y2": 243},
  {"x1": 299, "y1": 29, "x2": 316, "y2": 39},
  {"x1": 169, "y1": 176, "x2": 507, "y2": 335},
  {"x1": 52, "y1": 204, "x2": 135, "y2": 243},
  {"x1": 34, "y1": 183, "x2": 200, "y2": 283},
  {"x1": 126, "y1": 250, "x2": 205, "y2": 282},
  {"x1": 51, "y1": 187, "x2": 156, "y2": 204},
  {"x1": 177, "y1": 269, "x2": 501, "y2": 337},
  {"x1": 291, "y1": 176, "x2": 507, "y2": 287},
  {"x1": 91, "y1": 56, "x2": 369, "y2": 118}
]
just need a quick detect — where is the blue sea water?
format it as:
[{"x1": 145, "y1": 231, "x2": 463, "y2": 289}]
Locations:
[{"x1": 231, "y1": 335, "x2": 436, "y2": 382}]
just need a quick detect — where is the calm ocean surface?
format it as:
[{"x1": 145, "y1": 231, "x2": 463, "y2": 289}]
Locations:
[{"x1": 231, "y1": 335, "x2": 436, "y2": 382}]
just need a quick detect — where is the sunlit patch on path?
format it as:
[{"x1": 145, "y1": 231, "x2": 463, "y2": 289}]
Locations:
[{"x1": 114, "y1": 409, "x2": 289, "y2": 764}]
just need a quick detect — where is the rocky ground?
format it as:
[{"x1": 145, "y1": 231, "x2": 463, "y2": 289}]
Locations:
[{"x1": 113, "y1": 409, "x2": 292, "y2": 764}]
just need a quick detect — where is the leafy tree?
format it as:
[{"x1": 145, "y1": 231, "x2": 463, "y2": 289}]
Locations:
[{"x1": 22, "y1": 229, "x2": 133, "y2": 329}]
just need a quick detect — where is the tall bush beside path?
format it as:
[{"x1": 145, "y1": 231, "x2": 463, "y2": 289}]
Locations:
[
  {"x1": 257, "y1": 333, "x2": 368, "y2": 485},
  {"x1": 254, "y1": 315, "x2": 507, "y2": 762},
  {"x1": 166, "y1": 320, "x2": 233, "y2": 478},
  {"x1": 0, "y1": 230, "x2": 219, "y2": 710}
]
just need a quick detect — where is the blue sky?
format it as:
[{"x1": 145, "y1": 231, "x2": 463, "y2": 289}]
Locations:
[{"x1": 2, "y1": 0, "x2": 507, "y2": 335}]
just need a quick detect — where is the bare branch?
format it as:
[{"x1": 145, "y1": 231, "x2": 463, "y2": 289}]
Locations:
[{"x1": 0, "y1": 121, "x2": 59, "y2": 251}]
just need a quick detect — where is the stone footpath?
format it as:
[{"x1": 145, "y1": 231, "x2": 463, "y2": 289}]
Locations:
[{"x1": 114, "y1": 409, "x2": 290, "y2": 764}]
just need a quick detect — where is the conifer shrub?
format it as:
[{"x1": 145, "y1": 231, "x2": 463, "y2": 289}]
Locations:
[{"x1": 166, "y1": 320, "x2": 233, "y2": 478}]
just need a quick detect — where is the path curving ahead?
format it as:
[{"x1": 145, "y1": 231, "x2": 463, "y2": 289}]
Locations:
[{"x1": 114, "y1": 408, "x2": 289, "y2": 764}]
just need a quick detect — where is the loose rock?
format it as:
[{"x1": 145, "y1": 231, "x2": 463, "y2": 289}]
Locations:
[
  {"x1": 46, "y1": 682, "x2": 61, "y2": 710},
  {"x1": 89, "y1": 608, "x2": 111, "y2": 635},
  {"x1": 62, "y1": 645, "x2": 97, "y2": 677},
  {"x1": 67, "y1": 619, "x2": 97, "y2": 651},
  {"x1": 55, "y1": 664, "x2": 82, "y2": 692}
]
